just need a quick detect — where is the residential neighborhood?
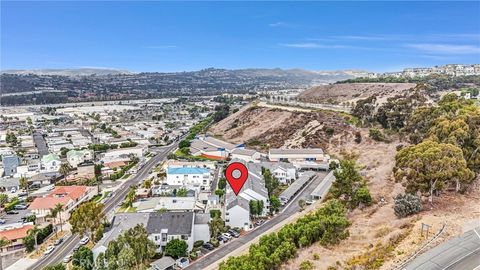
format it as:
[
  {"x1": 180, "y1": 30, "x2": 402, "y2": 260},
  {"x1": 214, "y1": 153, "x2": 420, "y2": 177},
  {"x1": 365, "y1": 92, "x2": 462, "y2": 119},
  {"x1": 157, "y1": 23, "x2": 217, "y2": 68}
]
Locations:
[{"x1": 0, "y1": 96, "x2": 337, "y2": 270}]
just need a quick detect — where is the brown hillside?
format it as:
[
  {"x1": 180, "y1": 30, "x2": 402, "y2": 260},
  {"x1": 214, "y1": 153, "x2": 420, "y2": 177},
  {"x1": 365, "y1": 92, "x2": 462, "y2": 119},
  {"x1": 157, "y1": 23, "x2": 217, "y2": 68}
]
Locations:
[
  {"x1": 297, "y1": 82, "x2": 417, "y2": 105},
  {"x1": 209, "y1": 103, "x2": 358, "y2": 151}
]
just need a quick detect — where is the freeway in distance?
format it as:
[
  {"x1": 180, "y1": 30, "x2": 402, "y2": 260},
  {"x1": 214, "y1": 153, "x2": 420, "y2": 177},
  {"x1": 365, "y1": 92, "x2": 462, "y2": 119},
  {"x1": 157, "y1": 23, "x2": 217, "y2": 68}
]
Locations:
[{"x1": 29, "y1": 141, "x2": 180, "y2": 270}]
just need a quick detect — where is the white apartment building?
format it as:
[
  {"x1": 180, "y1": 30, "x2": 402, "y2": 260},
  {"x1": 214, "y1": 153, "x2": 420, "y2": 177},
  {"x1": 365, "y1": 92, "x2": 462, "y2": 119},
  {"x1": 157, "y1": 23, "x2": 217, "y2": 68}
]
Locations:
[
  {"x1": 166, "y1": 167, "x2": 211, "y2": 189},
  {"x1": 268, "y1": 148, "x2": 328, "y2": 163}
]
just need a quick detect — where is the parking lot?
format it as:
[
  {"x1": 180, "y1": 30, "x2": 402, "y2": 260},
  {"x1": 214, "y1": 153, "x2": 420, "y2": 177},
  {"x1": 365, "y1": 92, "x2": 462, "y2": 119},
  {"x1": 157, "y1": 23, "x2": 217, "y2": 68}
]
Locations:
[{"x1": 1, "y1": 209, "x2": 32, "y2": 226}]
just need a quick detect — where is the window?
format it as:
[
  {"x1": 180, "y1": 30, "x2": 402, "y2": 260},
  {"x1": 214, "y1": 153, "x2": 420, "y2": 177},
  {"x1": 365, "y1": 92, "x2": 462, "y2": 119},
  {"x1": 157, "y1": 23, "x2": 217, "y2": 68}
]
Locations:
[{"x1": 181, "y1": 235, "x2": 188, "y2": 240}]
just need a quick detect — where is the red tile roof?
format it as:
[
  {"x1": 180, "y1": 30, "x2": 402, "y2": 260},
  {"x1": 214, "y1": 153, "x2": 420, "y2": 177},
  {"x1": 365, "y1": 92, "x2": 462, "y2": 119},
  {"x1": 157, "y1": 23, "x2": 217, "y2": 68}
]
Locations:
[
  {"x1": 0, "y1": 225, "x2": 34, "y2": 241},
  {"x1": 29, "y1": 185, "x2": 88, "y2": 210},
  {"x1": 104, "y1": 161, "x2": 127, "y2": 168}
]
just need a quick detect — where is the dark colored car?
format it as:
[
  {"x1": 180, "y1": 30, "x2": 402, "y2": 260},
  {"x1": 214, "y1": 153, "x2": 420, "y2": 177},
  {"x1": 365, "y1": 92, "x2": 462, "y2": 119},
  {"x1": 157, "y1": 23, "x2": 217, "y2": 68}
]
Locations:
[
  {"x1": 54, "y1": 238, "x2": 64, "y2": 246},
  {"x1": 217, "y1": 235, "x2": 227, "y2": 242},
  {"x1": 6, "y1": 211, "x2": 19, "y2": 215},
  {"x1": 202, "y1": 242, "x2": 215, "y2": 250}
]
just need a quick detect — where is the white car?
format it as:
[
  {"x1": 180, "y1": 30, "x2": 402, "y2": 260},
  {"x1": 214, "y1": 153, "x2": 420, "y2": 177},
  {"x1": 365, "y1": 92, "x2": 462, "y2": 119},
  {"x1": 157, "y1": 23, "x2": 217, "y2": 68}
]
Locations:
[
  {"x1": 63, "y1": 254, "x2": 72, "y2": 263},
  {"x1": 221, "y1": 233, "x2": 232, "y2": 240},
  {"x1": 44, "y1": 245, "x2": 55, "y2": 255},
  {"x1": 79, "y1": 236, "x2": 90, "y2": 245}
]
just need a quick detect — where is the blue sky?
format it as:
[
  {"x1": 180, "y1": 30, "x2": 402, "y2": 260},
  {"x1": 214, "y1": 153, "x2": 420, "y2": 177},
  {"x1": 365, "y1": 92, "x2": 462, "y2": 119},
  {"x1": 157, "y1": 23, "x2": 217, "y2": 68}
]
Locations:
[{"x1": 1, "y1": 1, "x2": 479, "y2": 72}]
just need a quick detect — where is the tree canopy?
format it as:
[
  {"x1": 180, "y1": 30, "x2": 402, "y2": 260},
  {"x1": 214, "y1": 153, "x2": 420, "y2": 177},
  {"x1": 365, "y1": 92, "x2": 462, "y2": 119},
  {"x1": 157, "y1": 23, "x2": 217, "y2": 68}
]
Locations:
[
  {"x1": 331, "y1": 160, "x2": 372, "y2": 208},
  {"x1": 394, "y1": 140, "x2": 474, "y2": 203},
  {"x1": 70, "y1": 201, "x2": 105, "y2": 238},
  {"x1": 98, "y1": 224, "x2": 156, "y2": 270},
  {"x1": 165, "y1": 239, "x2": 188, "y2": 259}
]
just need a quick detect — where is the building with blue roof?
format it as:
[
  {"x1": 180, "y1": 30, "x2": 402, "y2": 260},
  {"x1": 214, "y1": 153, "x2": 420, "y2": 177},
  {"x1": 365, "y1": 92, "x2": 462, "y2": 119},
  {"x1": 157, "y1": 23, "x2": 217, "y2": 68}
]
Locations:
[{"x1": 166, "y1": 165, "x2": 211, "y2": 190}]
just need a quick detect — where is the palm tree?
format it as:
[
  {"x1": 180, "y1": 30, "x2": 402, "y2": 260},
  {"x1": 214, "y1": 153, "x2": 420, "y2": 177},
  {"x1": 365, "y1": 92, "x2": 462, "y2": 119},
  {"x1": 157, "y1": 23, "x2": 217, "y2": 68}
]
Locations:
[
  {"x1": 59, "y1": 163, "x2": 72, "y2": 179},
  {"x1": 49, "y1": 208, "x2": 59, "y2": 238},
  {"x1": 19, "y1": 176, "x2": 29, "y2": 196},
  {"x1": 0, "y1": 236, "x2": 11, "y2": 269},
  {"x1": 124, "y1": 187, "x2": 136, "y2": 208},
  {"x1": 53, "y1": 203, "x2": 64, "y2": 232},
  {"x1": 27, "y1": 226, "x2": 40, "y2": 250}
]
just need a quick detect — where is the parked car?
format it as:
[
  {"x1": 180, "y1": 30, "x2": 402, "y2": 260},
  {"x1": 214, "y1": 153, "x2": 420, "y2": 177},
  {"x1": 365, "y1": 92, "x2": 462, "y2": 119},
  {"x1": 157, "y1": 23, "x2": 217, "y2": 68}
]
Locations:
[
  {"x1": 14, "y1": 204, "x2": 28, "y2": 210},
  {"x1": 255, "y1": 220, "x2": 265, "y2": 226},
  {"x1": 73, "y1": 246, "x2": 80, "y2": 252},
  {"x1": 54, "y1": 238, "x2": 64, "y2": 246},
  {"x1": 217, "y1": 235, "x2": 227, "y2": 242},
  {"x1": 305, "y1": 199, "x2": 315, "y2": 205},
  {"x1": 228, "y1": 229, "x2": 240, "y2": 238},
  {"x1": 63, "y1": 254, "x2": 72, "y2": 263},
  {"x1": 221, "y1": 233, "x2": 232, "y2": 240},
  {"x1": 202, "y1": 242, "x2": 215, "y2": 250},
  {"x1": 6, "y1": 211, "x2": 19, "y2": 215},
  {"x1": 10, "y1": 187, "x2": 17, "y2": 193},
  {"x1": 44, "y1": 245, "x2": 55, "y2": 255},
  {"x1": 0, "y1": 219, "x2": 6, "y2": 224},
  {"x1": 79, "y1": 236, "x2": 90, "y2": 245}
]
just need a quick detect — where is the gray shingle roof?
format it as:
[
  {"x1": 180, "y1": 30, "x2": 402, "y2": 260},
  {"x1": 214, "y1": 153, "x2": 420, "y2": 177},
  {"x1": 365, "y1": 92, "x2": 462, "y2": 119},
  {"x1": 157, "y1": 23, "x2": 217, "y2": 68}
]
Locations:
[
  {"x1": 146, "y1": 212, "x2": 193, "y2": 235},
  {"x1": 194, "y1": 213, "x2": 210, "y2": 224},
  {"x1": 269, "y1": 148, "x2": 324, "y2": 155}
]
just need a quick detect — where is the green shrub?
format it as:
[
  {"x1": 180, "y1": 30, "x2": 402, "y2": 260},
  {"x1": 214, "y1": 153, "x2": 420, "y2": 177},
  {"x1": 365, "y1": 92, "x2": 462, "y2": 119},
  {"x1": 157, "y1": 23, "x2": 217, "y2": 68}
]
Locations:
[
  {"x1": 210, "y1": 209, "x2": 221, "y2": 218},
  {"x1": 194, "y1": 240, "x2": 204, "y2": 248},
  {"x1": 369, "y1": 128, "x2": 385, "y2": 142},
  {"x1": 300, "y1": 260, "x2": 314, "y2": 270},
  {"x1": 354, "y1": 186, "x2": 373, "y2": 206},
  {"x1": 394, "y1": 193, "x2": 422, "y2": 218}
]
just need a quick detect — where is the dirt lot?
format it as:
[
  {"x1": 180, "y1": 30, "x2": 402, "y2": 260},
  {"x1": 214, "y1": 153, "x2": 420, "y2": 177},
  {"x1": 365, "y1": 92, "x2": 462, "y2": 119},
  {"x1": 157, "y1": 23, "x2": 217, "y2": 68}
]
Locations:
[{"x1": 297, "y1": 83, "x2": 417, "y2": 106}]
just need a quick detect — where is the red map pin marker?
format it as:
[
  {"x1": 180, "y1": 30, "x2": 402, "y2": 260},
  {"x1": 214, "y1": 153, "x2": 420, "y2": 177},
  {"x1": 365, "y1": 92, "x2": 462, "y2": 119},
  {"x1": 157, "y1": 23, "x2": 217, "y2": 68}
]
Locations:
[{"x1": 225, "y1": 162, "x2": 249, "y2": 196}]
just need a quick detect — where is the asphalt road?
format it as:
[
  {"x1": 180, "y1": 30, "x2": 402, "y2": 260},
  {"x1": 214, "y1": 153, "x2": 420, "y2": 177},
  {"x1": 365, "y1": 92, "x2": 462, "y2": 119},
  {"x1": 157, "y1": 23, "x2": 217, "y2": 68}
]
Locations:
[
  {"x1": 405, "y1": 226, "x2": 480, "y2": 270},
  {"x1": 29, "y1": 141, "x2": 180, "y2": 270},
  {"x1": 33, "y1": 132, "x2": 48, "y2": 157},
  {"x1": 185, "y1": 171, "x2": 329, "y2": 270}
]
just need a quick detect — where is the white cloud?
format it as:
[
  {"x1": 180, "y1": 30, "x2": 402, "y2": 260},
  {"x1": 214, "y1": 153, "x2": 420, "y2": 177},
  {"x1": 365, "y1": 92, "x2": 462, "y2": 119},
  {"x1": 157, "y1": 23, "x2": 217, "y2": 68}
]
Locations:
[
  {"x1": 268, "y1": 22, "x2": 295, "y2": 28},
  {"x1": 405, "y1": 43, "x2": 480, "y2": 54},
  {"x1": 280, "y1": 42, "x2": 353, "y2": 49}
]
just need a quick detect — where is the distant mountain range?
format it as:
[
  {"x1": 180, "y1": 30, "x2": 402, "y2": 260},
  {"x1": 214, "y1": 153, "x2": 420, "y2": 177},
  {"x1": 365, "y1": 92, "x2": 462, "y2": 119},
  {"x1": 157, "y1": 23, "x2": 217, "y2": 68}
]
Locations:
[
  {"x1": 1, "y1": 67, "x2": 368, "y2": 81},
  {"x1": 0, "y1": 67, "x2": 371, "y2": 105},
  {"x1": 2, "y1": 68, "x2": 132, "y2": 76}
]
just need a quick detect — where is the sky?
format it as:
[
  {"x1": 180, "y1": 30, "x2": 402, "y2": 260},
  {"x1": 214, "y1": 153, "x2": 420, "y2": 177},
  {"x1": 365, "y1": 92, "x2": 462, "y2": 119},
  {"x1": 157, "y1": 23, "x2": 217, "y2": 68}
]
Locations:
[{"x1": 1, "y1": 1, "x2": 479, "y2": 72}]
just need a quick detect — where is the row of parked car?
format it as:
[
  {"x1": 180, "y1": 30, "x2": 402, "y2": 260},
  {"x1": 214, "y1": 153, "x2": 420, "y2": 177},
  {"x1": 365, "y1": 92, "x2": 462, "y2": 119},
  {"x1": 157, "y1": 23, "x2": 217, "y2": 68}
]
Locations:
[{"x1": 200, "y1": 228, "x2": 241, "y2": 252}]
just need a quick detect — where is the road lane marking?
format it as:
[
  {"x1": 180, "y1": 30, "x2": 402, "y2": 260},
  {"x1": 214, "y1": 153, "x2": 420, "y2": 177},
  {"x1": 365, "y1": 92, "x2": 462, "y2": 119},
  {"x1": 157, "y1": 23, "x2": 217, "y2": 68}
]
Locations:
[
  {"x1": 442, "y1": 247, "x2": 480, "y2": 270},
  {"x1": 474, "y1": 228, "x2": 480, "y2": 239}
]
